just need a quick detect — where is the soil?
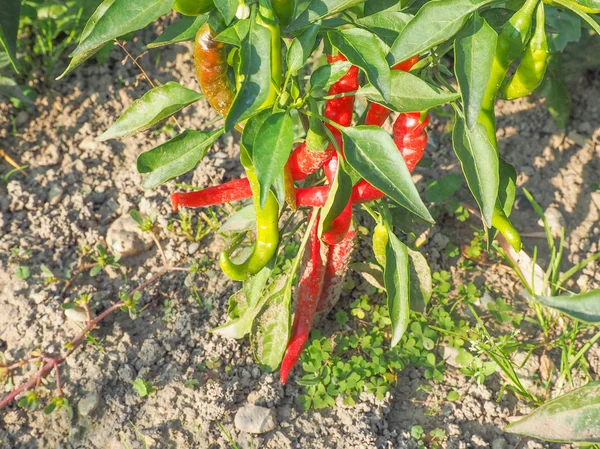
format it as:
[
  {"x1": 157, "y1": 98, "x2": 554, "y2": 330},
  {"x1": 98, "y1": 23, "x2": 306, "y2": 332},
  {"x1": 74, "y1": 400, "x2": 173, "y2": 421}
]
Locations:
[{"x1": 1, "y1": 26, "x2": 599, "y2": 449}]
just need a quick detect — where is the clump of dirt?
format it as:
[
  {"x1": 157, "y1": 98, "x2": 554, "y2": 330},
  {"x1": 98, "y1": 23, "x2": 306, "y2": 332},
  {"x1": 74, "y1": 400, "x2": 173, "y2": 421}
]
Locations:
[{"x1": 1, "y1": 27, "x2": 599, "y2": 449}]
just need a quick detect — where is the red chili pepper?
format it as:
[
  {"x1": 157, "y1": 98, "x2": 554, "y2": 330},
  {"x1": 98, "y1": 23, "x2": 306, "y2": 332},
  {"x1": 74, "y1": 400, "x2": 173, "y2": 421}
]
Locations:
[
  {"x1": 280, "y1": 211, "x2": 327, "y2": 385},
  {"x1": 287, "y1": 54, "x2": 358, "y2": 180},
  {"x1": 352, "y1": 111, "x2": 429, "y2": 204},
  {"x1": 171, "y1": 180, "x2": 329, "y2": 211},
  {"x1": 314, "y1": 227, "x2": 356, "y2": 323},
  {"x1": 393, "y1": 112, "x2": 430, "y2": 172},
  {"x1": 321, "y1": 153, "x2": 353, "y2": 245},
  {"x1": 364, "y1": 55, "x2": 419, "y2": 127},
  {"x1": 171, "y1": 178, "x2": 252, "y2": 211}
]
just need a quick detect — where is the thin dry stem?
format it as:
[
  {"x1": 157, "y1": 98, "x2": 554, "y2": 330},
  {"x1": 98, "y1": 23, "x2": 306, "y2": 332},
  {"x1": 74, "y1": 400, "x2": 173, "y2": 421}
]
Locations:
[{"x1": 0, "y1": 149, "x2": 22, "y2": 170}]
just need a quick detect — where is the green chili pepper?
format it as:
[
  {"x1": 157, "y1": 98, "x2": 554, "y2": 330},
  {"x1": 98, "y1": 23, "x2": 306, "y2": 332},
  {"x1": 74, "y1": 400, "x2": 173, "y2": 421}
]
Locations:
[
  {"x1": 492, "y1": 207, "x2": 522, "y2": 252},
  {"x1": 479, "y1": 0, "x2": 539, "y2": 146},
  {"x1": 501, "y1": 3, "x2": 549, "y2": 100},
  {"x1": 257, "y1": 1, "x2": 283, "y2": 109},
  {"x1": 174, "y1": 0, "x2": 214, "y2": 16},
  {"x1": 220, "y1": 147, "x2": 280, "y2": 281},
  {"x1": 373, "y1": 223, "x2": 388, "y2": 267},
  {"x1": 272, "y1": 0, "x2": 296, "y2": 27}
]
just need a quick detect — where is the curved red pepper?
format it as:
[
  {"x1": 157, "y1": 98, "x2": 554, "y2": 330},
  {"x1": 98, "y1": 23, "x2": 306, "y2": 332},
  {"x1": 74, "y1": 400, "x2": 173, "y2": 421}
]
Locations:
[
  {"x1": 171, "y1": 180, "x2": 329, "y2": 211},
  {"x1": 280, "y1": 211, "x2": 327, "y2": 385}
]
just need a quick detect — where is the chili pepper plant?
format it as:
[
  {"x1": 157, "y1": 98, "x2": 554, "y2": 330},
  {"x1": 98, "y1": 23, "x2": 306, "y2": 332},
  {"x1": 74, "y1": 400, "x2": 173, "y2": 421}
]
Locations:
[{"x1": 4, "y1": 0, "x2": 600, "y2": 435}]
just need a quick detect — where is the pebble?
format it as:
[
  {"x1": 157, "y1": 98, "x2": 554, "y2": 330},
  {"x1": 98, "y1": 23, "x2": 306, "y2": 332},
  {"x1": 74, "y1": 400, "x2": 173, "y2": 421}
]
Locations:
[
  {"x1": 234, "y1": 404, "x2": 277, "y2": 434},
  {"x1": 64, "y1": 306, "x2": 89, "y2": 323},
  {"x1": 47, "y1": 184, "x2": 64, "y2": 206},
  {"x1": 538, "y1": 207, "x2": 565, "y2": 239},
  {"x1": 15, "y1": 111, "x2": 29, "y2": 126},
  {"x1": 78, "y1": 393, "x2": 99, "y2": 417},
  {"x1": 106, "y1": 214, "x2": 153, "y2": 257},
  {"x1": 491, "y1": 438, "x2": 508, "y2": 449},
  {"x1": 188, "y1": 242, "x2": 200, "y2": 255},
  {"x1": 440, "y1": 345, "x2": 460, "y2": 368},
  {"x1": 79, "y1": 136, "x2": 97, "y2": 151}
]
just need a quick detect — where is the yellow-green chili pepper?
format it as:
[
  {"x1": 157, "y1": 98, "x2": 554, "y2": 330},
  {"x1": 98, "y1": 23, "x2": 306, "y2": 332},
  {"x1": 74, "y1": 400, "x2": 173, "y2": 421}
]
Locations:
[
  {"x1": 479, "y1": 0, "x2": 539, "y2": 146},
  {"x1": 257, "y1": 1, "x2": 283, "y2": 109},
  {"x1": 272, "y1": 0, "x2": 296, "y2": 27},
  {"x1": 373, "y1": 222, "x2": 389, "y2": 267},
  {"x1": 492, "y1": 207, "x2": 522, "y2": 252},
  {"x1": 220, "y1": 147, "x2": 280, "y2": 281},
  {"x1": 501, "y1": 2, "x2": 549, "y2": 100}
]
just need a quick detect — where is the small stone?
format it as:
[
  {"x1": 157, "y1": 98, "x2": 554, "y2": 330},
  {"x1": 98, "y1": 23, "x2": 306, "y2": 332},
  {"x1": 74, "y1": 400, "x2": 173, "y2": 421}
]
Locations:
[
  {"x1": 65, "y1": 306, "x2": 89, "y2": 323},
  {"x1": 15, "y1": 111, "x2": 29, "y2": 126},
  {"x1": 188, "y1": 242, "x2": 200, "y2": 255},
  {"x1": 538, "y1": 207, "x2": 565, "y2": 239},
  {"x1": 479, "y1": 291, "x2": 494, "y2": 308},
  {"x1": 32, "y1": 291, "x2": 48, "y2": 305},
  {"x1": 577, "y1": 274, "x2": 590, "y2": 290},
  {"x1": 106, "y1": 214, "x2": 153, "y2": 258},
  {"x1": 78, "y1": 393, "x2": 99, "y2": 417},
  {"x1": 440, "y1": 345, "x2": 460, "y2": 368},
  {"x1": 47, "y1": 184, "x2": 64, "y2": 206},
  {"x1": 234, "y1": 404, "x2": 277, "y2": 434},
  {"x1": 491, "y1": 438, "x2": 508, "y2": 449},
  {"x1": 79, "y1": 136, "x2": 97, "y2": 151}
]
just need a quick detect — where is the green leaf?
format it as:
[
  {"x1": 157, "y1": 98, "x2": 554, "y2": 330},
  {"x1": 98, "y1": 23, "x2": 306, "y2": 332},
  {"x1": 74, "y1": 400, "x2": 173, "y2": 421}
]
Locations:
[
  {"x1": 408, "y1": 248, "x2": 432, "y2": 313},
  {"x1": 505, "y1": 381, "x2": 600, "y2": 442},
  {"x1": 355, "y1": 12, "x2": 412, "y2": 47},
  {"x1": 452, "y1": 111, "x2": 498, "y2": 227},
  {"x1": 544, "y1": 7, "x2": 581, "y2": 52},
  {"x1": 538, "y1": 55, "x2": 571, "y2": 129},
  {"x1": 384, "y1": 230, "x2": 410, "y2": 347},
  {"x1": 454, "y1": 14, "x2": 498, "y2": 130},
  {"x1": 147, "y1": 15, "x2": 207, "y2": 48},
  {"x1": 253, "y1": 112, "x2": 294, "y2": 207},
  {"x1": 241, "y1": 109, "x2": 271, "y2": 153},
  {"x1": 342, "y1": 126, "x2": 434, "y2": 223},
  {"x1": 388, "y1": 0, "x2": 496, "y2": 65},
  {"x1": 358, "y1": 71, "x2": 460, "y2": 112},
  {"x1": 15, "y1": 266, "x2": 30, "y2": 280},
  {"x1": 218, "y1": 205, "x2": 256, "y2": 234},
  {"x1": 497, "y1": 157, "x2": 516, "y2": 217},
  {"x1": 318, "y1": 160, "x2": 352, "y2": 238},
  {"x1": 309, "y1": 60, "x2": 352, "y2": 94},
  {"x1": 287, "y1": 0, "x2": 366, "y2": 32},
  {"x1": 214, "y1": 19, "x2": 249, "y2": 46},
  {"x1": 224, "y1": 11, "x2": 273, "y2": 132},
  {"x1": 98, "y1": 82, "x2": 202, "y2": 141},
  {"x1": 132, "y1": 379, "x2": 154, "y2": 397},
  {"x1": 0, "y1": 0, "x2": 20, "y2": 73},
  {"x1": 213, "y1": 265, "x2": 273, "y2": 338},
  {"x1": 328, "y1": 28, "x2": 391, "y2": 101},
  {"x1": 286, "y1": 23, "x2": 321, "y2": 75},
  {"x1": 58, "y1": 0, "x2": 175, "y2": 79},
  {"x1": 533, "y1": 289, "x2": 600, "y2": 323},
  {"x1": 137, "y1": 129, "x2": 223, "y2": 189},
  {"x1": 425, "y1": 174, "x2": 463, "y2": 203},
  {"x1": 251, "y1": 283, "x2": 292, "y2": 371},
  {"x1": 214, "y1": 0, "x2": 238, "y2": 25}
]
